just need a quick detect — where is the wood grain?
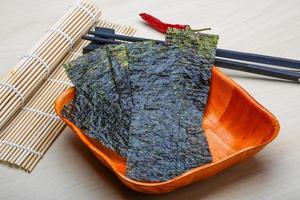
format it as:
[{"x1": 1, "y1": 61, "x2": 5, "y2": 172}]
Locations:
[{"x1": 0, "y1": 0, "x2": 300, "y2": 199}]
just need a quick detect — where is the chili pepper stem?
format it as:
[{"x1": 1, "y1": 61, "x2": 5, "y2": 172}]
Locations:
[{"x1": 192, "y1": 28, "x2": 211, "y2": 32}]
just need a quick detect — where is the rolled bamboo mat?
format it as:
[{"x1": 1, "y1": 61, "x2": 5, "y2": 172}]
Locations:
[
  {"x1": 0, "y1": 18, "x2": 136, "y2": 172},
  {"x1": 0, "y1": 0, "x2": 100, "y2": 130}
]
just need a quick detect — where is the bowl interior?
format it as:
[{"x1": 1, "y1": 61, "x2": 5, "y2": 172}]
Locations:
[
  {"x1": 55, "y1": 66, "x2": 279, "y2": 184},
  {"x1": 203, "y1": 67, "x2": 278, "y2": 162}
]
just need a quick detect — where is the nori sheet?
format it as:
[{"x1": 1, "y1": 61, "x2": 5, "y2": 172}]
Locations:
[
  {"x1": 63, "y1": 46, "x2": 130, "y2": 157},
  {"x1": 125, "y1": 29, "x2": 218, "y2": 181},
  {"x1": 62, "y1": 28, "x2": 218, "y2": 182}
]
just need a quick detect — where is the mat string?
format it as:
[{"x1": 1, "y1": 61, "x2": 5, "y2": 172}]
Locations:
[
  {"x1": 48, "y1": 78, "x2": 74, "y2": 87},
  {"x1": 72, "y1": 1, "x2": 98, "y2": 25},
  {"x1": 0, "y1": 140, "x2": 43, "y2": 157},
  {"x1": 21, "y1": 54, "x2": 50, "y2": 77},
  {"x1": 15, "y1": 119, "x2": 55, "y2": 165},
  {"x1": 47, "y1": 28, "x2": 74, "y2": 50},
  {"x1": 0, "y1": 83, "x2": 25, "y2": 106},
  {"x1": 22, "y1": 107, "x2": 61, "y2": 121}
]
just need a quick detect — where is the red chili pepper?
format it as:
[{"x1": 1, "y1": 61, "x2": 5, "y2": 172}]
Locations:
[{"x1": 139, "y1": 13, "x2": 187, "y2": 33}]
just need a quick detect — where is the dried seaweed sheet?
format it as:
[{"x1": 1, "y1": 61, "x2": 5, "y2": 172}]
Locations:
[
  {"x1": 125, "y1": 30, "x2": 218, "y2": 181},
  {"x1": 62, "y1": 28, "x2": 218, "y2": 182},
  {"x1": 63, "y1": 47, "x2": 130, "y2": 157}
]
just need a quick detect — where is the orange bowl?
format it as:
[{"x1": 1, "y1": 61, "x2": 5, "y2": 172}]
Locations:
[{"x1": 55, "y1": 66, "x2": 280, "y2": 194}]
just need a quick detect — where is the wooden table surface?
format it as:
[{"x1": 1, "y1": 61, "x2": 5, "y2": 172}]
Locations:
[{"x1": 1, "y1": 0, "x2": 300, "y2": 199}]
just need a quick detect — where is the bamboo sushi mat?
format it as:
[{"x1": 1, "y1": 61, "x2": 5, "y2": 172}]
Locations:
[{"x1": 0, "y1": 0, "x2": 136, "y2": 172}]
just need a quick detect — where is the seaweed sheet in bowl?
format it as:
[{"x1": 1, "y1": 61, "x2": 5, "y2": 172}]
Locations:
[
  {"x1": 55, "y1": 66, "x2": 279, "y2": 194},
  {"x1": 61, "y1": 28, "x2": 219, "y2": 183}
]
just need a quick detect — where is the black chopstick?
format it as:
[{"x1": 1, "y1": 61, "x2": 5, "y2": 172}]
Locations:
[
  {"x1": 81, "y1": 32, "x2": 300, "y2": 82},
  {"x1": 82, "y1": 35, "x2": 122, "y2": 45},
  {"x1": 216, "y1": 49, "x2": 300, "y2": 70},
  {"x1": 86, "y1": 31, "x2": 300, "y2": 70},
  {"x1": 88, "y1": 31, "x2": 163, "y2": 43},
  {"x1": 215, "y1": 58, "x2": 300, "y2": 82}
]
